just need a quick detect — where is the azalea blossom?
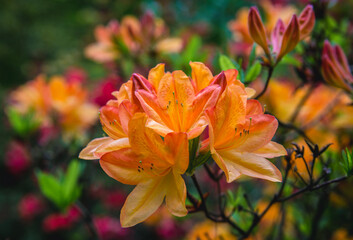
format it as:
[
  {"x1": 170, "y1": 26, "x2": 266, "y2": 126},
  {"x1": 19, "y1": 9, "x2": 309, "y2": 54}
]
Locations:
[
  {"x1": 81, "y1": 114, "x2": 189, "y2": 227},
  {"x1": 85, "y1": 12, "x2": 183, "y2": 64},
  {"x1": 79, "y1": 62, "x2": 286, "y2": 227},
  {"x1": 8, "y1": 73, "x2": 98, "y2": 142},
  {"x1": 204, "y1": 75, "x2": 286, "y2": 182},
  {"x1": 135, "y1": 63, "x2": 223, "y2": 139}
]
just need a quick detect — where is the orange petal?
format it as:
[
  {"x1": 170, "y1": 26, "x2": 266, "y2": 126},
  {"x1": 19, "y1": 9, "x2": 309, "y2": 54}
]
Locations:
[
  {"x1": 187, "y1": 84, "x2": 221, "y2": 133},
  {"x1": 120, "y1": 177, "x2": 167, "y2": 227},
  {"x1": 148, "y1": 64, "x2": 165, "y2": 90},
  {"x1": 190, "y1": 62, "x2": 213, "y2": 91},
  {"x1": 165, "y1": 171, "x2": 187, "y2": 217},
  {"x1": 233, "y1": 114, "x2": 278, "y2": 153},
  {"x1": 172, "y1": 70, "x2": 195, "y2": 107},
  {"x1": 79, "y1": 137, "x2": 112, "y2": 160},
  {"x1": 216, "y1": 150, "x2": 282, "y2": 182},
  {"x1": 100, "y1": 148, "x2": 148, "y2": 185},
  {"x1": 100, "y1": 105, "x2": 126, "y2": 139},
  {"x1": 208, "y1": 84, "x2": 247, "y2": 148},
  {"x1": 96, "y1": 137, "x2": 130, "y2": 154},
  {"x1": 254, "y1": 141, "x2": 287, "y2": 158},
  {"x1": 164, "y1": 132, "x2": 189, "y2": 174},
  {"x1": 246, "y1": 99, "x2": 263, "y2": 115}
]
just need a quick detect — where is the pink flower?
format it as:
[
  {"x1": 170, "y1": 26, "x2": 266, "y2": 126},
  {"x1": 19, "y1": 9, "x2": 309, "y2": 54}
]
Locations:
[
  {"x1": 42, "y1": 206, "x2": 81, "y2": 232},
  {"x1": 94, "y1": 216, "x2": 131, "y2": 240},
  {"x1": 92, "y1": 75, "x2": 123, "y2": 106},
  {"x1": 18, "y1": 194, "x2": 44, "y2": 221},
  {"x1": 5, "y1": 141, "x2": 30, "y2": 175},
  {"x1": 65, "y1": 67, "x2": 87, "y2": 84},
  {"x1": 103, "y1": 190, "x2": 126, "y2": 209},
  {"x1": 156, "y1": 219, "x2": 184, "y2": 239}
]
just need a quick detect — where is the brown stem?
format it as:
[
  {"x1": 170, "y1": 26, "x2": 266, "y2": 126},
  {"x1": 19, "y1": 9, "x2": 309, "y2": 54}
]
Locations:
[{"x1": 255, "y1": 67, "x2": 274, "y2": 99}]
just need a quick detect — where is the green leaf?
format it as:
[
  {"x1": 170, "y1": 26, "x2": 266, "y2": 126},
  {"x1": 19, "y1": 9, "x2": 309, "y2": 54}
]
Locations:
[
  {"x1": 7, "y1": 108, "x2": 40, "y2": 136},
  {"x1": 248, "y1": 43, "x2": 257, "y2": 66},
  {"x1": 182, "y1": 35, "x2": 202, "y2": 62},
  {"x1": 186, "y1": 136, "x2": 201, "y2": 174},
  {"x1": 341, "y1": 148, "x2": 353, "y2": 176},
  {"x1": 280, "y1": 54, "x2": 301, "y2": 67},
  {"x1": 63, "y1": 160, "x2": 82, "y2": 201},
  {"x1": 245, "y1": 61, "x2": 262, "y2": 83},
  {"x1": 219, "y1": 54, "x2": 236, "y2": 71},
  {"x1": 37, "y1": 171, "x2": 63, "y2": 208}
]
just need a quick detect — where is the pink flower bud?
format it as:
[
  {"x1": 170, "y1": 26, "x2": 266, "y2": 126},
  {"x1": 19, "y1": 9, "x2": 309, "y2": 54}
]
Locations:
[
  {"x1": 298, "y1": 5, "x2": 315, "y2": 40},
  {"x1": 277, "y1": 15, "x2": 300, "y2": 62}
]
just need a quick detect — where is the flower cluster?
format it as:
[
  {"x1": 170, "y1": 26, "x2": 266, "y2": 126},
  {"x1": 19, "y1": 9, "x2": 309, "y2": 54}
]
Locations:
[
  {"x1": 85, "y1": 11, "x2": 182, "y2": 64},
  {"x1": 248, "y1": 5, "x2": 315, "y2": 64},
  {"x1": 8, "y1": 74, "x2": 98, "y2": 141},
  {"x1": 80, "y1": 62, "x2": 286, "y2": 227}
]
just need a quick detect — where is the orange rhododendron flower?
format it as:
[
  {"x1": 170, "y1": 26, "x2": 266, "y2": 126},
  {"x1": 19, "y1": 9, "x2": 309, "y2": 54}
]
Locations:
[
  {"x1": 204, "y1": 76, "x2": 286, "y2": 182},
  {"x1": 9, "y1": 74, "x2": 98, "y2": 141},
  {"x1": 85, "y1": 12, "x2": 182, "y2": 63},
  {"x1": 9, "y1": 75, "x2": 51, "y2": 126},
  {"x1": 135, "y1": 63, "x2": 223, "y2": 139},
  {"x1": 80, "y1": 62, "x2": 286, "y2": 227},
  {"x1": 81, "y1": 114, "x2": 189, "y2": 227}
]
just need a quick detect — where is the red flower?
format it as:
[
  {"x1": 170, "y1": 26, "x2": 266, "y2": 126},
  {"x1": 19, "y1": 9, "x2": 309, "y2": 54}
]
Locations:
[
  {"x1": 18, "y1": 194, "x2": 44, "y2": 221},
  {"x1": 5, "y1": 141, "x2": 30, "y2": 175}
]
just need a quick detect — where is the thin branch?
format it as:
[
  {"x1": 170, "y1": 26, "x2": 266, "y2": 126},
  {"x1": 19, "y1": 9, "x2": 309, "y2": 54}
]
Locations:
[
  {"x1": 76, "y1": 201, "x2": 100, "y2": 240},
  {"x1": 289, "y1": 83, "x2": 316, "y2": 123},
  {"x1": 255, "y1": 67, "x2": 274, "y2": 99}
]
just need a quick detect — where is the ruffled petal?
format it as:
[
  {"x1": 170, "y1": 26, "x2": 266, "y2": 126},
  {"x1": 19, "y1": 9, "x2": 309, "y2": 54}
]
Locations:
[{"x1": 79, "y1": 137, "x2": 112, "y2": 160}]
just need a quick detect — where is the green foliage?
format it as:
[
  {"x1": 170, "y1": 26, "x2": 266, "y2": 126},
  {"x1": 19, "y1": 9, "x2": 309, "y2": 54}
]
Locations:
[
  {"x1": 280, "y1": 54, "x2": 301, "y2": 68},
  {"x1": 248, "y1": 43, "x2": 257, "y2": 66},
  {"x1": 168, "y1": 35, "x2": 207, "y2": 73},
  {"x1": 186, "y1": 136, "x2": 212, "y2": 175},
  {"x1": 341, "y1": 148, "x2": 353, "y2": 176},
  {"x1": 37, "y1": 160, "x2": 84, "y2": 211},
  {"x1": 7, "y1": 108, "x2": 40, "y2": 137},
  {"x1": 245, "y1": 61, "x2": 262, "y2": 83},
  {"x1": 218, "y1": 54, "x2": 245, "y2": 82}
]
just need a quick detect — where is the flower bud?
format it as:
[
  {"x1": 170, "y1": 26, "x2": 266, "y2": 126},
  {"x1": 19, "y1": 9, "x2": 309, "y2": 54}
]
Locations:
[
  {"x1": 298, "y1": 5, "x2": 315, "y2": 40},
  {"x1": 248, "y1": 7, "x2": 270, "y2": 55},
  {"x1": 277, "y1": 15, "x2": 300, "y2": 62},
  {"x1": 131, "y1": 73, "x2": 154, "y2": 105},
  {"x1": 271, "y1": 19, "x2": 285, "y2": 55},
  {"x1": 321, "y1": 40, "x2": 353, "y2": 92}
]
